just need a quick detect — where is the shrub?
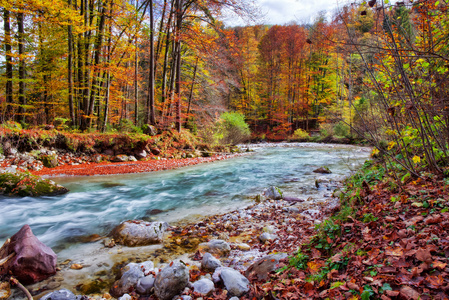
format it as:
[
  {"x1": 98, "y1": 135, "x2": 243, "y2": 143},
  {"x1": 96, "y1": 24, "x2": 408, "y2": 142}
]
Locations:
[
  {"x1": 216, "y1": 112, "x2": 251, "y2": 145},
  {"x1": 333, "y1": 121, "x2": 350, "y2": 138},
  {"x1": 291, "y1": 128, "x2": 310, "y2": 140}
]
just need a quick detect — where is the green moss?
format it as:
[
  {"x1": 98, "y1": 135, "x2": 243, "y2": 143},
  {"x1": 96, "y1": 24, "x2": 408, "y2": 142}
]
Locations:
[{"x1": 0, "y1": 172, "x2": 68, "y2": 197}]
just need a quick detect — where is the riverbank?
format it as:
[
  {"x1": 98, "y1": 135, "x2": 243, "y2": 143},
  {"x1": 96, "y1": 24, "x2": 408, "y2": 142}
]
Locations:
[{"x1": 29, "y1": 154, "x2": 242, "y2": 177}]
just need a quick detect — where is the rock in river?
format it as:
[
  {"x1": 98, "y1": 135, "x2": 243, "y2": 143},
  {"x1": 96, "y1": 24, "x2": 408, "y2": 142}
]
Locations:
[
  {"x1": 154, "y1": 261, "x2": 189, "y2": 300},
  {"x1": 263, "y1": 186, "x2": 283, "y2": 200},
  {"x1": 111, "y1": 220, "x2": 168, "y2": 247},
  {"x1": 2, "y1": 225, "x2": 57, "y2": 284}
]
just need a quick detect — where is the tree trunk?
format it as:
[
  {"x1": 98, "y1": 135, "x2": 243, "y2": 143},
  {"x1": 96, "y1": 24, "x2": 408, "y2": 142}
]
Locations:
[
  {"x1": 87, "y1": 0, "x2": 106, "y2": 128},
  {"x1": 160, "y1": 1, "x2": 174, "y2": 120},
  {"x1": 77, "y1": 0, "x2": 85, "y2": 127},
  {"x1": 175, "y1": 0, "x2": 183, "y2": 132},
  {"x1": 146, "y1": 0, "x2": 156, "y2": 125},
  {"x1": 68, "y1": 0, "x2": 75, "y2": 126},
  {"x1": 17, "y1": 12, "x2": 26, "y2": 122},
  {"x1": 3, "y1": 8, "x2": 13, "y2": 121}
]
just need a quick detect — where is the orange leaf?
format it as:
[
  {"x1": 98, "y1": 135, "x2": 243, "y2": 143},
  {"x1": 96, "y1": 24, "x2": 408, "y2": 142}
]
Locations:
[
  {"x1": 307, "y1": 260, "x2": 324, "y2": 274},
  {"x1": 433, "y1": 260, "x2": 447, "y2": 270},
  {"x1": 386, "y1": 247, "x2": 403, "y2": 256}
]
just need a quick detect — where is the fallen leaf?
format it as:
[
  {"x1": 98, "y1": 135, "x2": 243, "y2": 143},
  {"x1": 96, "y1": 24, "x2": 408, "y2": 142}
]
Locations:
[
  {"x1": 307, "y1": 260, "x2": 324, "y2": 274},
  {"x1": 426, "y1": 275, "x2": 444, "y2": 288},
  {"x1": 415, "y1": 248, "x2": 432, "y2": 263},
  {"x1": 399, "y1": 286, "x2": 420, "y2": 300},
  {"x1": 347, "y1": 281, "x2": 360, "y2": 291},
  {"x1": 386, "y1": 247, "x2": 404, "y2": 256},
  {"x1": 424, "y1": 214, "x2": 441, "y2": 225},
  {"x1": 432, "y1": 260, "x2": 447, "y2": 270},
  {"x1": 386, "y1": 290, "x2": 399, "y2": 297}
]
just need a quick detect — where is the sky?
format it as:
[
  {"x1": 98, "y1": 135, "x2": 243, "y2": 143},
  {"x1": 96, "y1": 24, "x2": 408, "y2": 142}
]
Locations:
[{"x1": 257, "y1": 0, "x2": 343, "y2": 24}]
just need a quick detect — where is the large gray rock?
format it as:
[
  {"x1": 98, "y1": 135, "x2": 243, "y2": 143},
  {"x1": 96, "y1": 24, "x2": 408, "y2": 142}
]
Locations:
[
  {"x1": 263, "y1": 186, "x2": 283, "y2": 200},
  {"x1": 213, "y1": 267, "x2": 250, "y2": 297},
  {"x1": 111, "y1": 220, "x2": 168, "y2": 247},
  {"x1": 4, "y1": 225, "x2": 57, "y2": 284},
  {"x1": 192, "y1": 278, "x2": 214, "y2": 296},
  {"x1": 40, "y1": 289, "x2": 80, "y2": 300},
  {"x1": 245, "y1": 253, "x2": 288, "y2": 281},
  {"x1": 198, "y1": 239, "x2": 231, "y2": 257},
  {"x1": 201, "y1": 253, "x2": 222, "y2": 271},
  {"x1": 154, "y1": 261, "x2": 189, "y2": 300}
]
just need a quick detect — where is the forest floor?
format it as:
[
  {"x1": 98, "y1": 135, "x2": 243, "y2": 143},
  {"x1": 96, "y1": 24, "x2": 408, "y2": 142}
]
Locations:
[{"x1": 233, "y1": 164, "x2": 449, "y2": 300}]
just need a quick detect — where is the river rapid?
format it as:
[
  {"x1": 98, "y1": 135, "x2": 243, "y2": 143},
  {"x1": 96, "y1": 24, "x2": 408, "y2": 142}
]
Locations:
[{"x1": 0, "y1": 143, "x2": 370, "y2": 251}]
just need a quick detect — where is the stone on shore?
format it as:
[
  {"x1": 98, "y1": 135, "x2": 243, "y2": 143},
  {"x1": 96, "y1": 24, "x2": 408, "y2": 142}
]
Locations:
[
  {"x1": 134, "y1": 149, "x2": 147, "y2": 160},
  {"x1": 154, "y1": 261, "x2": 189, "y2": 300},
  {"x1": 40, "y1": 289, "x2": 80, "y2": 300},
  {"x1": 201, "y1": 252, "x2": 222, "y2": 271},
  {"x1": 112, "y1": 155, "x2": 129, "y2": 162},
  {"x1": 110, "y1": 266, "x2": 143, "y2": 297},
  {"x1": 192, "y1": 278, "x2": 214, "y2": 296},
  {"x1": 245, "y1": 253, "x2": 288, "y2": 281},
  {"x1": 110, "y1": 261, "x2": 154, "y2": 297},
  {"x1": 110, "y1": 220, "x2": 168, "y2": 247},
  {"x1": 263, "y1": 186, "x2": 283, "y2": 200},
  {"x1": 212, "y1": 267, "x2": 250, "y2": 297},
  {"x1": 136, "y1": 275, "x2": 155, "y2": 295},
  {"x1": 197, "y1": 239, "x2": 231, "y2": 257},
  {"x1": 4, "y1": 225, "x2": 57, "y2": 284},
  {"x1": 259, "y1": 232, "x2": 278, "y2": 243}
]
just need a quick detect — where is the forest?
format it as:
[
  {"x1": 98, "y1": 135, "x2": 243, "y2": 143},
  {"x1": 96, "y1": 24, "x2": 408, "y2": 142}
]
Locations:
[{"x1": 0, "y1": 0, "x2": 448, "y2": 171}]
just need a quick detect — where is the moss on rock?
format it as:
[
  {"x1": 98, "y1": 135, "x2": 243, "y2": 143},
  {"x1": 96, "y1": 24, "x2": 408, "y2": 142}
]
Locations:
[{"x1": 0, "y1": 172, "x2": 68, "y2": 197}]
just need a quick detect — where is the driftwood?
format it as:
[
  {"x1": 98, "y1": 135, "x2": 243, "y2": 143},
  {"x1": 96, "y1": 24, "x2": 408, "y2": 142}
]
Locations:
[{"x1": 10, "y1": 277, "x2": 32, "y2": 300}]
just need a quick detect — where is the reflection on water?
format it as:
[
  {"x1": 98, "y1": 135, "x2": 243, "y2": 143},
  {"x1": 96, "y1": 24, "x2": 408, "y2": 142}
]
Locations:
[{"x1": 0, "y1": 144, "x2": 370, "y2": 249}]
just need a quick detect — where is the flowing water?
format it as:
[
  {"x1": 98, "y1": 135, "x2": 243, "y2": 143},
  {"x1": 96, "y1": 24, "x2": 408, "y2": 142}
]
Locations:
[{"x1": 0, "y1": 143, "x2": 370, "y2": 250}]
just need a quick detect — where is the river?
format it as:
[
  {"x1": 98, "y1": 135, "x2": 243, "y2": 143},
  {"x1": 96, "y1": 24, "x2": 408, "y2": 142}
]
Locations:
[{"x1": 0, "y1": 143, "x2": 370, "y2": 250}]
